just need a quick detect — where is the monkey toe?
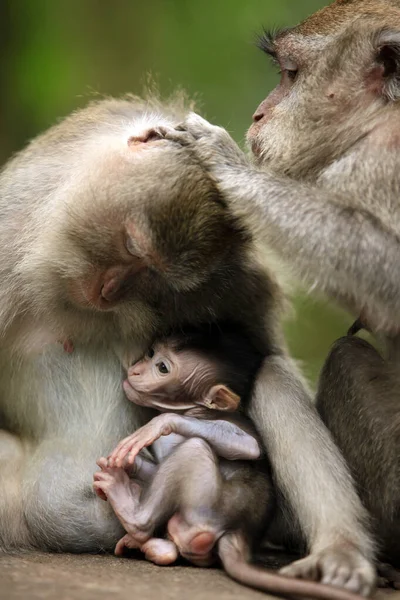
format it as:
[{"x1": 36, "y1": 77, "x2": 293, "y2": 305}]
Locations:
[
  {"x1": 280, "y1": 557, "x2": 320, "y2": 581},
  {"x1": 142, "y1": 538, "x2": 179, "y2": 566},
  {"x1": 281, "y1": 548, "x2": 376, "y2": 597},
  {"x1": 114, "y1": 534, "x2": 141, "y2": 556},
  {"x1": 92, "y1": 482, "x2": 108, "y2": 501}
]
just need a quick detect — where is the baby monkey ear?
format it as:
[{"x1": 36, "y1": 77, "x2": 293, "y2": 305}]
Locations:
[{"x1": 201, "y1": 385, "x2": 240, "y2": 412}]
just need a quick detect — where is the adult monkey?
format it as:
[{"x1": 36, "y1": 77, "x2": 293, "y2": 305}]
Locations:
[
  {"x1": 0, "y1": 95, "x2": 374, "y2": 594},
  {"x1": 161, "y1": 0, "x2": 400, "y2": 574}
]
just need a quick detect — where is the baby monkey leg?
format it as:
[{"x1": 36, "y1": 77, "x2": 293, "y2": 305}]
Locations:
[{"x1": 96, "y1": 437, "x2": 223, "y2": 559}]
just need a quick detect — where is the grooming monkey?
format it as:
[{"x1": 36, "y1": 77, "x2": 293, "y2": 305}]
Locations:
[
  {"x1": 158, "y1": 0, "x2": 400, "y2": 576},
  {"x1": 0, "y1": 94, "x2": 374, "y2": 594},
  {"x1": 94, "y1": 325, "x2": 368, "y2": 600}
]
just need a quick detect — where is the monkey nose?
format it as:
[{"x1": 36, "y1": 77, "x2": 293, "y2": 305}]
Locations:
[
  {"x1": 128, "y1": 364, "x2": 143, "y2": 376},
  {"x1": 252, "y1": 111, "x2": 264, "y2": 122}
]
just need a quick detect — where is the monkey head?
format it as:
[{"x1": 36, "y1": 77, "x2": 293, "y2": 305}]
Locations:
[
  {"x1": 248, "y1": 0, "x2": 400, "y2": 179},
  {"x1": 123, "y1": 340, "x2": 241, "y2": 413},
  {"x1": 16, "y1": 100, "x2": 249, "y2": 341}
]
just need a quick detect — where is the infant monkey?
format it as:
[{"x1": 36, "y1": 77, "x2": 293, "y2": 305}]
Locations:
[
  {"x1": 94, "y1": 325, "x2": 366, "y2": 600},
  {"x1": 95, "y1": 324, "x2": 269, "y2": 560}
]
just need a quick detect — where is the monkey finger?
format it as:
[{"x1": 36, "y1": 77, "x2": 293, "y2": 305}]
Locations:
[
  {"x1": 183, "y1": 112, "x2": 219, "y2": 139},
  {"x1": 127, "y1": 443, "x2": 149, "y2": 465},
  {"x1": 108, "y1": 437, "x2": 137, "y2": 464},
  {"x1": 158, "y1": 126, "x2": 194, "y2": 147},
  {"x1": 111, "y1": 439, "x2": 139, "y2": 462},
  {"x1": 96, "y1": 457, "x2": 108, "y2": 469}
]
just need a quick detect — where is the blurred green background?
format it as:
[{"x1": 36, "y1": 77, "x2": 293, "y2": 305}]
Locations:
[{"x1": 0, "y1": 0, "x2": 354, "y2": 386}]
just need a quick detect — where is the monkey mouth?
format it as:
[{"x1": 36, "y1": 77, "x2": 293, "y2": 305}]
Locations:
[{"x1": 122, "y1": 379, "x2": 143, "y2": 404}]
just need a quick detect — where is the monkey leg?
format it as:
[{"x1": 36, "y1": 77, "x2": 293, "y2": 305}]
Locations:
[
  {"x1": 133, "y1": 437, "x2": 222, "y2": 553},
  {"x1": 168, "y1": 461, "x2": 273, "y2": 567},
  {"x1": 316, "y1": 336, "x2": 400, "y2": 567},
  {"x1": 20, "y1": 440, "x2": 127, "y2": 552}
]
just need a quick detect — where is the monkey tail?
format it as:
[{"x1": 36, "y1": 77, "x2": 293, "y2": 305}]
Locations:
[{"x1": 218, "y1": 531, "x2": 366, "y2": 600}]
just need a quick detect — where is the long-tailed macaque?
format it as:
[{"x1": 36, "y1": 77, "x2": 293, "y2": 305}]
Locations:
[
  {"x1": 156, "y1": 0, "x2": 400, "y2": 576},
  {"x1": 0, "y1": 94, "x2": 374, "y2": 595},
  {"x1": 94, "y1": 326, "x2": 368, "y2": 600}
]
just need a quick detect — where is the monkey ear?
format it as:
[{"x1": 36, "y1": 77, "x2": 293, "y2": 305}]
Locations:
[
  {"x1": 200, "y1": 385, "x2": 241, "y2": 412},
  {"x1": 376, "y1": 30, "x2": 400, "y2": 101}
]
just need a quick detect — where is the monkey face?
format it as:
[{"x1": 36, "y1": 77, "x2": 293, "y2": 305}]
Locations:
[
  {"x1": 46, "y1": 123, "x2": 248, "y2": 314},
  {"x1": 123, "y1": 341, "x2": 240, "y2": 413},
  {"x1": 123, "y1": 343, "x2": 200, "y2": 411},
  {"x1": 247, "y1": 2, "x2": 400, "y2": 180}
]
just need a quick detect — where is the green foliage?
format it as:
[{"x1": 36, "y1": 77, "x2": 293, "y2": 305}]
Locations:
[{"x1": 0, "y1": 1, "x2": 350, "y2": 384}]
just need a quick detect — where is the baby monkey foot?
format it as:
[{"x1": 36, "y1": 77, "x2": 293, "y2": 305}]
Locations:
[
  {"x1": 167, "y1": 513, "x2": 218, "y2": 567},
  {"x1": 279, "y1": 544, "x2": 376, "y2": 597},
  {"x1": 115, "y1": 534, "x2": 179, "y2": 566},
  {"x1": 93, "y1": 459, "x2": 144, "y2": 535}
]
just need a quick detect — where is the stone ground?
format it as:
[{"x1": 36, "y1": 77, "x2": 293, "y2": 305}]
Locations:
[{"x1": 1, "y1": 552, "x2": 400, "y2": 600}]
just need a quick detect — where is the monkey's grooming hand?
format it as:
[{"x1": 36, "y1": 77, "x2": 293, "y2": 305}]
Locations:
[
  {"x1": 279, "y1": 544, "x2": 376, "y2": 597},
  {"x1": 108, "y1": 414, "x2": 176, "y2": 468},
  {"x1": 160, "y1": 113, "x2": 250, "y2": 181}
]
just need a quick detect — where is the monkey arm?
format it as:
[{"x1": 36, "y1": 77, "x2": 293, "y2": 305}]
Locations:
[
  {"x1": 251, "y1": 354, "x2": 375, "y2": 563},
  {"x1": 215, "y1": 167, "x2": 400, "y2": 331},
  {"x1": 159, "y1": 414, "x2": 262, "y2": 460},
  {"x1": 167, "y1": 114, "x2": 400, "y2": 333},
  {"x1": 108, "y1": 413, "x2": 261, "y2": 468}
]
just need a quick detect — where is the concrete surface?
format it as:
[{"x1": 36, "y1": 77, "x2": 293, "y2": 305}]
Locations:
[
  {"x1": 0, "y1": 552, "x2": 269, "y2": 600},
  {"x1": 1, "y1": 552, "x2": 400, "y2": 600}
]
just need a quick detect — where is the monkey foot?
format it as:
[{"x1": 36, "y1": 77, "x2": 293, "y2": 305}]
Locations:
[
  {"x1": 115, "y1": 534, "x2": 178, "y2": 566},
  {"x1": 377, "y1": 563, "x2": 400, "y2": 589},
  {"x1": 93, "y1": 461, "x2": 145, "y2": 536},
  {"x1": 279, "y1": 544, "x2": 376, "y2": 597},
  {"x1": 142, "y1": 538, "x2": 179, "y2": 566},
  {"x1": 167, "y1": 513, "x2": 217, "y2": 567}
]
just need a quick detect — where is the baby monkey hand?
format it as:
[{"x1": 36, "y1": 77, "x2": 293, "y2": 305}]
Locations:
[{"x1": 107, "y1": 414, "x2": 176, "y2": 468}]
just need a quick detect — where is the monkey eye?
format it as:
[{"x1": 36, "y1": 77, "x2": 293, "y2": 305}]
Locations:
[
  {"x1": 281, "y1": 58, "x2": 298, "y2": 83},
  {"x1": 156, "y1": 360, "x2": 170, "y2": 375},
  {"x1": 286, "y1": 69, "x2": 298, "y2": 82}
]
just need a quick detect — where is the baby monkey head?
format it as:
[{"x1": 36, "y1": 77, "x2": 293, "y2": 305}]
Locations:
[{"x1": 123, "y1": 324, "x2": 264, "y2": 413}]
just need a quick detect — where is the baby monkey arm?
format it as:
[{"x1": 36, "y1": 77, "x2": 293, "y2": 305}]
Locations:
[{"x1": 107, "y1": 412, "x2": 261, "y2": 467}]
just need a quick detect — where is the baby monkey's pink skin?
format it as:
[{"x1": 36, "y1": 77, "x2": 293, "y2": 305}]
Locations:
[
  {"x1": 93, "y1": 339, "x2": 370, "y2": 600},
  {"x1": 95, "y1": 337, "x2": 264, "y2": 563}
]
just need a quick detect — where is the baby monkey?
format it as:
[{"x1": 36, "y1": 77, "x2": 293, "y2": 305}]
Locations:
[{"x1": 94, "y1": 325, "x2": 366, "y2": 600}]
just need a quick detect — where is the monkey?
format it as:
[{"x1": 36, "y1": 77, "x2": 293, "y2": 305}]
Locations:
[
  {"x1": 93, "y1": 324, "x2": 370, "y2": 600},
  {"x1": 0, "y1": 93, "x2": 375, "y2": 595},
  {"x1": 153, "y1": 0, "x2": 400, "y2": 578},
  {"x1": 95, "y1": 325, "x2": 272, "y2": 565}
]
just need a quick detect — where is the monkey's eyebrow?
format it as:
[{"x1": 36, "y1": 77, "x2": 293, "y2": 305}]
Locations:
[{"x1": 256, "y1": 27, "x2": 293, "y2": 59}]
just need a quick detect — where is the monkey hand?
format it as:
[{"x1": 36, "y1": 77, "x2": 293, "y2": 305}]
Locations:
[
  {"x1": 160, "y1": 113, "x2": 250, "y2": 181},
  {"x1": 279, "y1": 544, "x2": 376, "y2": 597},
  {"x1": 107, "y1": 414, "x2": 176, "y2": 468}
]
